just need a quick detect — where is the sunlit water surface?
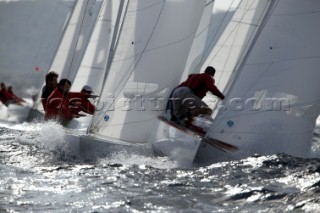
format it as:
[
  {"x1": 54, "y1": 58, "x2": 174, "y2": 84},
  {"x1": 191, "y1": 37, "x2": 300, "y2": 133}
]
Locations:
[{"x1": 0, "y1": 121, "x2": 320, "y2": 212}]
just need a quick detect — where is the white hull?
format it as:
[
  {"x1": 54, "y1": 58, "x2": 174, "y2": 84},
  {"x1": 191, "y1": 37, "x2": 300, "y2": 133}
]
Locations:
[
  {"x1": 63, "y1": 116, "x2": 236, "y2": 167},
  {"x1": 63, "y1": 130, "x2": 148, "y2": 161},
  {"x1": 150, "y1": 118, "x2": 207, "y2": 167},
  {"x1": 1, "y1": 103, "x2": 44, "y2": 124},
  {"x1": 150, "y1": 115, "x2": 314, "y2": 166},
  {"x1": 0, "y1": 104, "x2": 30, "y2": 123}
]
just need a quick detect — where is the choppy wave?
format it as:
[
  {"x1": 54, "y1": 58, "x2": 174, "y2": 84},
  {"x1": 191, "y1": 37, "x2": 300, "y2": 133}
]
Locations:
[{"x1": 0, "y1": 122, "x2": 320, "y2": 212}]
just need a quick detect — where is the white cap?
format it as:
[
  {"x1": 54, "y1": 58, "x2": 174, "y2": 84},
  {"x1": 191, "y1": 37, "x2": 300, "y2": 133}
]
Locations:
[{"x1": 81, "y1": 85, "x2": 93, "y2": 93}]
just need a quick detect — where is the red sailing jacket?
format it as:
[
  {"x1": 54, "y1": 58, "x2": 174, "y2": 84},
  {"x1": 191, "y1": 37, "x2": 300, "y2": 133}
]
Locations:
[
  {"x1": 0, "y1": 89, "x2": 11, "y2": 105},
  {"x1": 0, "y1": 89, "x2": 21, "y2": 105},
  {"x1": 7, "y1": 90, "x2": 24, "y2": 103},
  {"x1": 45, "y1": 88, "x2": 74, "y2": 122},
  {"x1": 69, "y1": 92, "x2": 95, "y2": 115},
  {"x1": 178, "y1": 73, "x2": 224, "y2": 99}
]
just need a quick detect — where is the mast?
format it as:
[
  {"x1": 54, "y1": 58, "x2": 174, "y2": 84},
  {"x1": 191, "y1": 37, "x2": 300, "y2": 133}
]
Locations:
[
  {"x1": 85, "y1": 0, "x2": 128, "y2": 134},
  {"x1": 98, "y1": 0, "x2": 128, "y2": 100},
  {"x1": 49, "y1": 0, "x2": 102, "y2": 82}
]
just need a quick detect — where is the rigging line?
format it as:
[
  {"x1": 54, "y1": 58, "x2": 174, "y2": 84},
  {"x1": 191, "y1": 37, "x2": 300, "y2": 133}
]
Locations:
[
  {"x1": 97, "y1": 0, "x2": 129, "y2": 97},
  {"x1": 272, "y1": 10, "x2": 320, "y2": 16},
  {"x1": 218, "y1": 1, "x2": 272, "y2": 95},
  {"x1": 209, "y1": 1, "x2": 271, "y2": 78},
  {"x1": 185, "y1": 0, "x2": 214, "y2": 45},
  {"x1": 92, "y1": 0, "x2": 167, "y2": 127},
  {"x1": 93, "y1": 1, "x2": 211, "y2": 107},
  {"x1": 209, "y1": 0, "x2": 281, "y2": 131},
  {"x1": 245, "y1": 55, "x2": 320, "y2": 66},
  {"x1": 205, "y1": 0, "x2": 258, "y2": 67},
  {"x1": 58, "y1": 0, "x2": 109, "y2": 116},
  {"x1": 64, "y1": 0, "x2": 92, "y2": 81},
  {"x1": 194, "y1": 0, "x2": 238, "y2": 71},
  {"x1": 101, "y1": 25, "x2": 220, "y2": 112},
  {"x1": 215, "y1": 23, "x2": 240, "y2": 86},
  {"x1": 215, "y1": 0, "x2": 270, "y2": 86},
  {"x1": 109, "y1": 16, "x2": 251, "y2": 112},
  {"x1": 110, "y1": 25, "x2": 201, "y2": 63},
  {"x1": 87, "y1": 0, "x2": 130, "y2": 133},
  {"x1": 219, "y1": 2, "x2": 278, "y2": 104},
  {"x1": 205, "y1": 0, "x2": 215, "y2": 7},
  {"x1": 168, "y1": 0, "x2": 214, "y2": 52},
  {"x1": 92, "y1": 0, "x2": 129, "y2": 111},
  {"x1": 57, "y1": 0, "x2": 100, "y2": 116},
  {"x1": 34, "y1": 0, "x2": 76, "y2": 111},
  {"x1": 188, "y1": 1, "x2": 266, "y2": 110},
  {"x1": 127, "y1": 0, "x2": 163, "y2": 13}
]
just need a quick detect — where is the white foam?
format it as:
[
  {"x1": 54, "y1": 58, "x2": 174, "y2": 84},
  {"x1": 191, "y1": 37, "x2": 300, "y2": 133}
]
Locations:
[
  {"x1": 98, "y1": 150, "x2": 179, "y2": 169},
  {"x1": 15, "y1": 121, "x2": 66, "y2": 152}
]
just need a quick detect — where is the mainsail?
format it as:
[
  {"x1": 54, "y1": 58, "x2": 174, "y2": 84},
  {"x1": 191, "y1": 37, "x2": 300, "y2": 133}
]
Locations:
[
  {"x1": 205, "y1": 0, "x2": 320, "y2": 158},
  {"x1": 49, "y1": 0, "x2": 102, "y2": 83},
  {"x1": 71, "y1": 0, "x2": 126, "y2": 93},
  {"x1": 90, "y1": 0, "x2": 207, "y2": 143}
]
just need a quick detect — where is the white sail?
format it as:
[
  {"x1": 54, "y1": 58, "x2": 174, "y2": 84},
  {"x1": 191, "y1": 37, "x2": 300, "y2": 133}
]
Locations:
[
  {"x1": 0, "y1": 0, "x2": 76, "y2": 122},
  {"x1": 200, "y1": 0, "x2": 271, "y2": 110},
  {"x1": 49, "y1": 0, "x2": 102, "y2": 82},
  {"x1": 90, "y1": 0, "x2": 207, "y2": 143},
  {"x1": 179, "y1": 0, "x2": 215, "y2": 81},
  {"x1": 150, "y1": 0, "x2": 271, "y2": 166},
  {"x1": 206, "y1": 0, "x2": 320, "y2": 158},
  {"x1": 71, "y1": 0, "x2": 126, "y2": 93}
]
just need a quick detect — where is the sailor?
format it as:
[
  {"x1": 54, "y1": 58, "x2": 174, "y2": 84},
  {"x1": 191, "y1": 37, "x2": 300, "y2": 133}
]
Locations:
[
  {"x1": 167, "y1": 66, "x2": 225, "y2": 134},
  {"x1": 0, "y1": 82, "x2": 10, "y2": 106},
  {"x1": 45, "y1": 78, "x2": 76, "y2": 126},
  {"x1": 41, "y1": 71, "x2": 58, "y2": 112},
  {"x1": 69, "y1": 85, "x2": 96, "y2": 116},
  {"x1": 0, "y1": 82, "x2": 23, "y2": 106},
  {"x1": 7, "y1": 85, "x2": 25, "y2": 104}
]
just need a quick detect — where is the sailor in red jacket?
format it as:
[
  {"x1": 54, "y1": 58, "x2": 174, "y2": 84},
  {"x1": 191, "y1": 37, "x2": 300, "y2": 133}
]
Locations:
[
  {"x1": 7, "y1": 86, "x2": 25, "y2": 104},
  {"x1": 167, "y1": 66, "x2": 225, "y2": 133},
  {"x1": 69, "y1": 85, "x2": 96, "y2": 116},
  {"x1": 0, "y1": 82, "x2": 10, "y2": 106},
  {"x1": 45, "y1": 79, "x2": 76, "y2": 125},
  {"x1": 0, "y1": 82, "x2": 23, "y2": 106}
]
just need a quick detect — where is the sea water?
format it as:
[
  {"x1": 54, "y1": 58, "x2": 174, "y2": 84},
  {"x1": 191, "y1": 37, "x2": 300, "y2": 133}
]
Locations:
[{"x1": 0, "y1": 120, "x2": 320, "y2": 213}]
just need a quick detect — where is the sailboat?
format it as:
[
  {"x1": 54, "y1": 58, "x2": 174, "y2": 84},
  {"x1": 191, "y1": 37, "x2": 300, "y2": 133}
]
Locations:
[
  {"x1": 152, "y1": 0, "x2": 320, "y2": 166},
  {"x1": 35, "y1": 0, "x2": 103, "y2": 115},
  {"x1": 0, "y1": 0, "x2": 77, "y2": 124},
  {"x1": 64, "y1": 0, "x2": 209, "y2": 154}
]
